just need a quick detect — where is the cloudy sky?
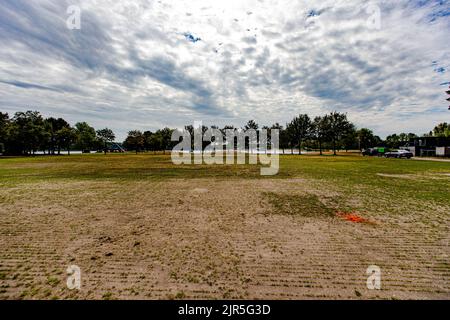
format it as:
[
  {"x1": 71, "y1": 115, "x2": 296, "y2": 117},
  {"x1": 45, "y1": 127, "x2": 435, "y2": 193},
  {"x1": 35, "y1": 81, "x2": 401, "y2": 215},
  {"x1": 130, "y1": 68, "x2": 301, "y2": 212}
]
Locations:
[{"x1": 0, "y1": 0, "x2": 449, "y2": 140}]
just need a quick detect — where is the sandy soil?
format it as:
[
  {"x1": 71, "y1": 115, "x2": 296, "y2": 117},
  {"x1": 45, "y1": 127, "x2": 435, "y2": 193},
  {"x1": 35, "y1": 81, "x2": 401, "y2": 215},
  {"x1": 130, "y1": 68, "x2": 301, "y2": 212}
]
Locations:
[
  {"x1": 412, "y1": 157, "x2": 450, "y2": 163},
  {"x1": 0, "y1": 178, "x2": 449, "y2": 300}
]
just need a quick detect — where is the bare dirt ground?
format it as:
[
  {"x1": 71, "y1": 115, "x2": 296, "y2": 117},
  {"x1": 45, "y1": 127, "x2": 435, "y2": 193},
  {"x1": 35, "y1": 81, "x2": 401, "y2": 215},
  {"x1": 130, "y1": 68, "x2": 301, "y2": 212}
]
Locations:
[
  {"x1": 412, "y1": 157, "x2": 450, "y2": 163},
  {"x1": 0, "y1": 178, "x2": 448, "y2": 300}
]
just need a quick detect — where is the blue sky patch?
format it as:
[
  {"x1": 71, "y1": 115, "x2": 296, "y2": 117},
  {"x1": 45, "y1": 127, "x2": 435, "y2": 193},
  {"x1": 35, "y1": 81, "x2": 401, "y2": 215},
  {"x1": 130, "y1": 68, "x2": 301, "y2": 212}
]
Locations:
[{"x1": 183, "y1": 32, "x2": 201, "y2": 43}]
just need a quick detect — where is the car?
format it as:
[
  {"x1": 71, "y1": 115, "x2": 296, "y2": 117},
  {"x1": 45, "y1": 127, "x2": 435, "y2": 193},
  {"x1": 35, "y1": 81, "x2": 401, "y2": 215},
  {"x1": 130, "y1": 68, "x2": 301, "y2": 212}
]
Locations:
[
  {"x1": 362, "y1": 148, "x2": 386, "y2": 157},
  {"x1": 384, "y1": 150, "x2": 413, "y2": 159},
  {"x1": 362, "y1": 148, "x2": 379, "y2": 156}
]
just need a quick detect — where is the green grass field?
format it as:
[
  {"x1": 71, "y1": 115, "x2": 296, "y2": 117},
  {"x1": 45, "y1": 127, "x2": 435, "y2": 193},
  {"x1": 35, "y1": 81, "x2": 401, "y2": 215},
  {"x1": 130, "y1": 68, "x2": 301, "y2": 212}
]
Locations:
[
  {"x1": 1, "y1": 153, "x2": 449, "y2": 205},
  {"x1": 0, "y1": 154, "x2": 449, "y2": 299}
]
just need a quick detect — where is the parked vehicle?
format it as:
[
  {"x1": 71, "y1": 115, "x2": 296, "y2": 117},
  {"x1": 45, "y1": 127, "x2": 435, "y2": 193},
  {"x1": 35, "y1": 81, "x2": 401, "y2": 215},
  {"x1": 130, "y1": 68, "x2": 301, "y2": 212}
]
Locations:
[
  {"x1": 363, "y1": 148, "x2": 377, "y2": 156},
  {"x1": 384, "y1": 150, "x2": 413, "y2": 159},
  {"x1": 362, "y1": 148, "x2": 386, "y2": 157}
]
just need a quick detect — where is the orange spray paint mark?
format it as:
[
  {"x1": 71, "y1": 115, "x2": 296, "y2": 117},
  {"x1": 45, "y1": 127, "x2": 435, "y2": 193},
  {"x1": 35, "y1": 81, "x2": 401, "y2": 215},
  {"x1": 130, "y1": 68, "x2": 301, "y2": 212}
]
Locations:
[{"x1": 336, "y1": 211, "x2": 377, "y2": 225}]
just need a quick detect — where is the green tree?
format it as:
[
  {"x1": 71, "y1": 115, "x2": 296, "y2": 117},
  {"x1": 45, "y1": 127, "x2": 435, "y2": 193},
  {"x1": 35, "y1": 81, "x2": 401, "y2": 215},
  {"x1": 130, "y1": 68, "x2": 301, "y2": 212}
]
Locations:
[
  {"x1": 124, "y1": 130, "x2": 144, "y2": 154},
  {"x1": 287, "y1": 114, "x2": 312, "y2": 155},
  {"x1": 148, "y1": 133, "x2": 163, "y2": 153},
  {"x1": 268, "y1": 123, "x2": 284, "y2": 150},
  {"x1": 147, "y1": 132, "x2": 162, "y2": 153},
  {"x1": 244, "y1": 120, "x2": 259, "y2": 131},
  {"x1": 96, "y1": 128, "x2": 116, "y2": 154},
  {"x1": 387, "y1": 133, "x2": 418, "y2": 148},
  {"x1": 56, "y1": 127, "x2": 77, "y2": 155},
  {"x1": 277, "y1": 125, "x2": 291, "y2": 151},
  {"x1": 0, "y1": 112, "x2": 9, "y2": 154},
  {"x1": 398, "y1": 133, "x2": 409, "y2": 145},
  {"x1": 221, "y1": 125, "x2": 236, "y2": 150},
  {"x1": 385, "y1": 134, "x2": 401, "y2": 149},
  {"x1": 244, "y1": 120, "x2": 259, "y2": 153},
  {"x1": 143, "y1": 131, "x2": 153, "y2": 151},
  {"x1": 407, "y1": 133, "x2": 418, "y2": 141},
  {"x1": 312, "y1": 116, "x2": 329, "y2": 155},
  {"x1": 433, "y1": 122, "x2": 450, "y2": 137},
  {"x1": 11, "y1": 111, "x2": 47, "y2": 155},
  {"x1": 159, "y1": 127, "x2": 174, "y2": 154},
  {"x1": 75, "y1": 122, "x2": 97, "y2": 152},
  {"x1": 357, "y1": 128, "x2": 378, "y2": 151},
  {"x1": 324, "y1": 112, "x2": 353, "y2": 155},
  {"x1": 341, "y1": 124, "x2": 357, "y2": 152},
  {"x1": 45, "y1": 117, "x2": 70, "y2": 155}
]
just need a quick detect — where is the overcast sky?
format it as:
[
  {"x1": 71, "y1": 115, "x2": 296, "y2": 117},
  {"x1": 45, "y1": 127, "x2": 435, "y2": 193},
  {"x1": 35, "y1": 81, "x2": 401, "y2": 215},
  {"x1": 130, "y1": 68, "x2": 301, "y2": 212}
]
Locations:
[{"x1": 0, "y1": 0, "x2": 449, "y2": 140}]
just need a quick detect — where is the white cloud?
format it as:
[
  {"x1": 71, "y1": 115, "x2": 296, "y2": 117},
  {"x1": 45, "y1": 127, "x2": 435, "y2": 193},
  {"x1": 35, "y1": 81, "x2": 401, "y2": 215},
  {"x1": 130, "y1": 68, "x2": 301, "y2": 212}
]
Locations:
[{"x1": 0, "y1": 0, "x2": 448, "y2": 139}]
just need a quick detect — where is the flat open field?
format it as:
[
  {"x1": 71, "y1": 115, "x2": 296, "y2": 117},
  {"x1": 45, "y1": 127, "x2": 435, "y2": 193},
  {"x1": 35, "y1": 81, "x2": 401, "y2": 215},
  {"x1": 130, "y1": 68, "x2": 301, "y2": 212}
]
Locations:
[{"x1": 0, "y1": 154, "x2": 449, "y2": 300}]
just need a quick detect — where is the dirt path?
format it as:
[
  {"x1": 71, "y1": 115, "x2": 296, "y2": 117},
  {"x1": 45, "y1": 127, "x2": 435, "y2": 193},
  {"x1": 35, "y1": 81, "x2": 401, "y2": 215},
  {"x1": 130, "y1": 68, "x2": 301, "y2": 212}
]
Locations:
[{"x1": 0, "y1": 179, "x2": 448, "y2": 299}]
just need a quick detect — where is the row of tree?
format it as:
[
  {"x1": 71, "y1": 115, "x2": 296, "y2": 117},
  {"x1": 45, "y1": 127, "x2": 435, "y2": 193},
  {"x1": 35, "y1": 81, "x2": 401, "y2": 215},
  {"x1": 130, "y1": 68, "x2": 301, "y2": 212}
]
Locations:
[
  {"x1": 123, "y1": 128, "x2": 173, "y2": 154},
  {"x1": 120, "y1": 112, "x2": 435, "y2": 155},
  {"x1": 1, "y1": 110, "x2": 448, "y2": 156},
  {"x1": 428, "y1": 122, "x2": 450, "y2": 138},
  {"x1": 381, "y1": 123, "x2": 450, "y2": 149},
  {"x1": 0, "y1": 111, "x2": 115, "y2": 155},
  {"x1": 121, "y1": 113, "x2": 359, "y2": 155}
]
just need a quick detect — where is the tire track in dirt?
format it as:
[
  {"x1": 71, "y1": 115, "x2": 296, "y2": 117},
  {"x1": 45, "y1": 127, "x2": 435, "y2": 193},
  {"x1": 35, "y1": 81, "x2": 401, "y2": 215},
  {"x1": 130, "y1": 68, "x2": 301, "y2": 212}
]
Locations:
[{"x1": 0, "y1": 179, "x2": 448, "y2": 299}]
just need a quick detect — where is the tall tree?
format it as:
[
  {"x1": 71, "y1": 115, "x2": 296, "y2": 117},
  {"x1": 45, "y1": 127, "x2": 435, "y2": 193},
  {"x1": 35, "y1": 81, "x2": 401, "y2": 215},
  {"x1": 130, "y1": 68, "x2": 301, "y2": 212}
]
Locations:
[
  {"x1": 96, "y1": 128, "x2": 116, "y2": 154},
  {"x1": 271, "y1": 124, "x2": 289, "y2": 151},
  {"x1": 45, "y1": 117, "x2": 70, "y2": 155},
  {"x1": 221, "y1": 125, "x2": 236, "y2": 150},
  {"x1": 74, "y1": 122, "x2": 97, "y2": 152},
  {"x1": 124, "y1": 130, "x2": 144, "y2": 154},
  {"x1": 407, "y1": 133, "x2": 418, "y2": 141},
  {"x1": 244, "y1": 120, "x2": 259, "y2": 131},
  {"x1": 287, "y1": 114, "x2": 312, "y2": 155},
  {"x1": 398, "y1": 133, "x2": 409, "y2": 145},
  {"x1": 433, "y1": 122, "x2": 450, "y2": 137},
  {"x1": 184, "y1": 125, "x2": 195, "y2": 150},
  {"x1": 385, "y1": 132, "x2": 417, "y2": 148},
  {"x1": 143, "y1": 131, "x2": 153, "y2": 151},
  {"x1": 244, "y1": 120, "x2": 259, "y2": 153},
  {"x1": 385, "y1": 134, "x2": 400, "y2": 149},
  {"x1": 312, "y1": 116, "x2": 329, "y2": 155},
  {"x1": 0, "y1": 112, "x2": 9, "y2": 154},
  {"x1": 341, "y1": 124, "x2": 357, "y2": 152},
  {"x1": 56, "y1": 127, "x2": 77, "y2": 155},
  {"x1": 147, "y1": 132, "x2": 162, "y2": 153},
  {"x1": 357, "y1": 128, "x2": 377, "y2": 151},
  {"x1": 269, "y1": 123, "x2": 284, "y2": 151},
  {"x1": 158, "y1": 127, "x2": 174, "y2": 154},
  {"x1": 324, "y1": 112, "x2": 353, "y2": 155},
  {"x1": 12, "y1": 111, "x2": 47, "y2": 155}
]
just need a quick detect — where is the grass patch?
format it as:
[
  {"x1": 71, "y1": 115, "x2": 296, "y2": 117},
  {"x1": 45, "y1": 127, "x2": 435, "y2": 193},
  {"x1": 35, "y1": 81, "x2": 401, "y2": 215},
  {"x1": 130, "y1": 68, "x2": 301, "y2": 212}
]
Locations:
[
  {"x1": 46, "y1": 276, "x2": 60, "y2": 287},
  {"x1": 264, "y1": 192, "x2": 336, "y2": 217},
  {"x1": 102, "y1": 292, "x2": 113, "y2": 300},
  {"x1": 1, "y1": 153, "x2": 448, "y2": 214}
]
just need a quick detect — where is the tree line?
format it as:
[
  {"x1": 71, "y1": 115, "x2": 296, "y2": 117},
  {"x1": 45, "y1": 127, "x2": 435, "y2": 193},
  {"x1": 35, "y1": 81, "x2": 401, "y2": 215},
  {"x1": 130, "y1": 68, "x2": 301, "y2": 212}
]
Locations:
[
  {"x1": 0, "y1": 111, "x2": 114, "y2": 155},
  {"x1": 0, "y1": 110, "x2": 448, "y2": 156}
]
